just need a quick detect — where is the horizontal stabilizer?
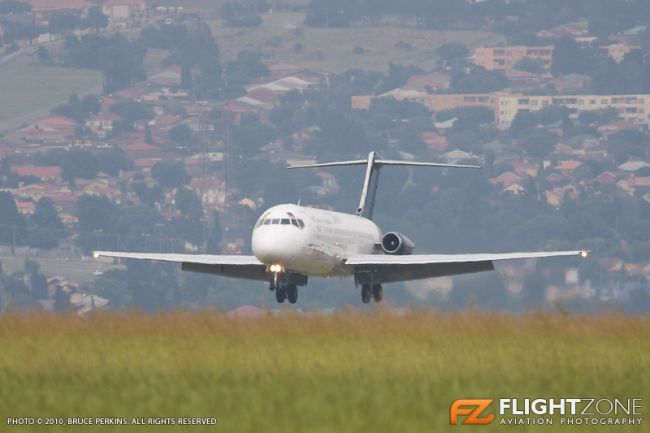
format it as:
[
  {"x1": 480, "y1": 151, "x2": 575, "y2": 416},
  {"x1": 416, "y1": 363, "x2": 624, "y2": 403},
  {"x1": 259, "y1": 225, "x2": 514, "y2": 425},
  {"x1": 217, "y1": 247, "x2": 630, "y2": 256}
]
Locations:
[
  {"x1": 288, "y1": 160, "x2": 367, "y2": 169},
  {"x1": 288, "y1": 159, "x2": 480, "y2": 169},
  {"x1": 375, "y1": 160, "x2": 480, "y2": 169}
]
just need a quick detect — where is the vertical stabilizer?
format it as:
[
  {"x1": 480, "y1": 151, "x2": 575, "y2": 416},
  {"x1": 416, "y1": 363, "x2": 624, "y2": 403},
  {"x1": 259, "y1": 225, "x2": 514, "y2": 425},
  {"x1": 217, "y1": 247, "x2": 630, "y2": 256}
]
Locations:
[{"x1": 356, "y1": 151, "x2": 381, "y2": 219}]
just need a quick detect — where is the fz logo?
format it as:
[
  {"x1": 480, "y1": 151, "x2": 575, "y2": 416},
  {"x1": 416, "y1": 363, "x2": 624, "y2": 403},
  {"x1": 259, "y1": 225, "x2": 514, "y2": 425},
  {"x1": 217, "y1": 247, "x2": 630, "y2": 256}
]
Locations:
[{"x1": 450, "y1": 399, "x2": 495, "y2": 425}]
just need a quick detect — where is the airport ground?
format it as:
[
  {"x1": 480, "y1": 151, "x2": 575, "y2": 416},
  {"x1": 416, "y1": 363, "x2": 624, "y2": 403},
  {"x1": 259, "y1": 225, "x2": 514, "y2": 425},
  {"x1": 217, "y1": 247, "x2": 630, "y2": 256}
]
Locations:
[{"x1": 0, "y1": 310, "x2": 648, "y2": 432}]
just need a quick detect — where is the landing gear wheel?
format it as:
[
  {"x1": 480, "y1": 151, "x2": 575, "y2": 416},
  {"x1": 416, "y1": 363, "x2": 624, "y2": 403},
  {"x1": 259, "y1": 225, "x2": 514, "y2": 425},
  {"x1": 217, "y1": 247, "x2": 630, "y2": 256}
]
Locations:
[
  {"x1": 287, "y1": 284, "x2": 298, "y2": 304},
  {"x1": 275, "y1": 287, "x2": 287, "y2": 303},
  {"x1": 372, "y1": 284, "x2": 383, "y2": 302},
  {"x1": 361, "y1": 284, "x2": 372, "y2": 304}
]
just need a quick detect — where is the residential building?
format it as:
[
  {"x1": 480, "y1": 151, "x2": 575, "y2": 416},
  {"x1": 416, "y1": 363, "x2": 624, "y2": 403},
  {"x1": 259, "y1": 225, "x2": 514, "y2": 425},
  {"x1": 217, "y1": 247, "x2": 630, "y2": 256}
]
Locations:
[
  {"x1": 496, "y1": 94, "x2": 650, "y2": 128},
  {"x1": 101, "y1": 0, "x2": 147, "y2": 23},
  {"x1": 603, "y1": 43, "x2": 642, "y2": 63},
  {"x1": 474, "y1": 46, "x2": 554, "y2": 72},
  {"x1": 86, "y1": 112, "x2": 120, "y2": 138},
  {"x1": 353, "y1": 92, "x2": 650, "y2": 129}
]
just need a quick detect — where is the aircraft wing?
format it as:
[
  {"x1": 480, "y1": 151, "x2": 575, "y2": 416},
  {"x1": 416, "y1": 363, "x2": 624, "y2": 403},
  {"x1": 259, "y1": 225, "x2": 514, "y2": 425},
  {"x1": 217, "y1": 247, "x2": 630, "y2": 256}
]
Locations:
[
  {"x1": 93, "y1": 251, "x2": 269, "y2": 281},
  {"x1": 345, "y1": 250, "x2": 588, "y2": 284}
]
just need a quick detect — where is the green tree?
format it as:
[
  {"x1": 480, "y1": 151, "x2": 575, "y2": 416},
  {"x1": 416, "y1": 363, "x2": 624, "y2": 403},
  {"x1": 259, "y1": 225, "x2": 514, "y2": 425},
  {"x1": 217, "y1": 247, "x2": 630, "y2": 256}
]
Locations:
[
  {"x1": 76, "y1": 194, "x2": 119, "y2": 253},
  {"x1": 110, "y1": 101, "x2": 154, "y2": 123},
  {"x1": 436, "y1": 43, "x2": 468, "y2": 67},
  {"x1": 62, "y1": 150, "x2": 99, "y2": 182},
  {"x1": 0, "y1": 191, "x2": 27, "y2": 248},
  {"x1": 450, "y1": 66, "x2": 509, "y2": 92},
  {"x1": 86, "y1": 7, "x2": 108, "y2": 32},
  {"x1": 151, "y1": 161, "x2": 190, "y2": 188},
  {"x1": 27, "y1": 198, "x2": 65, "y2": 249}
]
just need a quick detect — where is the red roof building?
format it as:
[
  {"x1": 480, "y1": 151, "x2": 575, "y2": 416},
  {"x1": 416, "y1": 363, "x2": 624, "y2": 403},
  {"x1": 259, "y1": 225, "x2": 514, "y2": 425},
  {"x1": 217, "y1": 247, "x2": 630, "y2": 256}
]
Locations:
[{"x1": 13, "y1": 165, "x2": 62, "y2": 181}]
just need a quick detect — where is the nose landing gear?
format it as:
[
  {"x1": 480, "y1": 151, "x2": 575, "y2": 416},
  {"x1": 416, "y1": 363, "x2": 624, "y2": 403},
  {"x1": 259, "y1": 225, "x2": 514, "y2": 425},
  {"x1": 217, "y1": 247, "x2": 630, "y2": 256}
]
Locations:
[
  {"x1": 269, "y1": 270, "x2": 306, "y2": 304},
  {"x1": 273, "y1": 283, "x2": 298, "y2": 304}
]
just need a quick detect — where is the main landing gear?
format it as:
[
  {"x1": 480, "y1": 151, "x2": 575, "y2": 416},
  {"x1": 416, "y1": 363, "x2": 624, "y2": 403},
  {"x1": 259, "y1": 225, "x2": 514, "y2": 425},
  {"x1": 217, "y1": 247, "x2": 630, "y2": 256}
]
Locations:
[{"x1": 361, "y1": 283, "x2": 383, "y2": 304}]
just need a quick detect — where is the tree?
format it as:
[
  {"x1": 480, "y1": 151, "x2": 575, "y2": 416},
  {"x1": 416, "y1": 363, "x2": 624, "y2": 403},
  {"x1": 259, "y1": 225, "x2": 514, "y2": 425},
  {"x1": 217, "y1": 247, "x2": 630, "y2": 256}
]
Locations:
[
  {"x1": 151, "y1": 161, "x2": 190, "y2": 188},
  {"x1": 97, "y1": 149, "x2": 132, "y2": 176},
  {"x1": 175, "y1": 188, "x2": 201, "y2": 215},
  {"x1": 62, "y1": 150, "x2": 99, "y2": 182},
  {"x1": 168, "y1": 124, "x2": 195, "y2": 148},
  {"x1": 232, "y1": 115, "x2": 278, "y2": 155},
  {"x1": 144, "y1": 124, "x2": 153, "y2": 144},
  {"x1": 52, "y1": 94, "x2": 101, "y2": 122},
  {"x1": 110, "y1": 101, "x2": 154, "y2": 123},
  {"x1": 24, "y1": 259, "x2": 49, "y2": 299},
  {"x1": 76, "y1": 194, "x2": 119, "y2": 253},
  {"x1": 513, "y1": 57, "x2": 547, "y2": 74},
  {"x1": 0, "y1": 191, "x2": 26, "y2": 248},
  {"x1": 304, "y1": 0, "x2": 356, "y2": 27},
  {"x1": 436, "y1": 43, "x2": 468, "y2": 67},
  {"x1": 551, "y1": 37, "x2": 589, "y2": 76},
  {"x1": 86, "y1": 7, "x2": 108, "y2": 33},
  {"x1": 509, "y1": 111, "x2": 538, "y2": 138},
  {"x1": 225, "y1": 50, "x2": 270, "y2": 87},
  {"x1": 180, "y1": 63, "x2": 192, "y2": 89},
  {"x1": 27, "y1": 198, "x2": 65, "y2": 249},
  {"x1": 450, "y1": 66, "x2": 509, "y2": 92},
  {"x1": 220, "y1": 1, "x2": 263, "y2": 27}
]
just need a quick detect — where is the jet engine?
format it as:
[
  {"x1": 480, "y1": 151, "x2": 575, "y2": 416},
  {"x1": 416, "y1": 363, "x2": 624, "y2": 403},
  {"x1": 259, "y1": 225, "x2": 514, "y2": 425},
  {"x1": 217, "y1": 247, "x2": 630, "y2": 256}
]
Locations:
[{"x1": 381, "y1": 232, "x2": 415, "y2": 255}]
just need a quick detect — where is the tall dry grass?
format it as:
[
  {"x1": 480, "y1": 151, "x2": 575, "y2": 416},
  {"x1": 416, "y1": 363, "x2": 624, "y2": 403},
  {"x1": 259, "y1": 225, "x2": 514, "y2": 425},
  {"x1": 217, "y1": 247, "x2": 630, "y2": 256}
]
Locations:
[{"x1": 0, "y1": 310, "x2": 648, "y2": 432}]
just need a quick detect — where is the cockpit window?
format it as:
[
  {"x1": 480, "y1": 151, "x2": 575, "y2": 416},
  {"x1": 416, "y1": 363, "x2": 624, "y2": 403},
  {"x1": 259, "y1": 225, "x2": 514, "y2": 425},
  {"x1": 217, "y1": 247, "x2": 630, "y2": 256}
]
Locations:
[
  {"x1": 297, "y1": 219, "x2": 305, "y2": 228},
  {"x1": 263, "y1": 219, "x2": 271, "y2": 225},
  {"x1": 291, "y1": 219, "x2": 299, "y2": 227},
  {"x1": 281, "y1": 219, "x2": 290, "y2": 225},
  {"x1": 271, "y1": 219, "x2": 280, "y2": 224}
]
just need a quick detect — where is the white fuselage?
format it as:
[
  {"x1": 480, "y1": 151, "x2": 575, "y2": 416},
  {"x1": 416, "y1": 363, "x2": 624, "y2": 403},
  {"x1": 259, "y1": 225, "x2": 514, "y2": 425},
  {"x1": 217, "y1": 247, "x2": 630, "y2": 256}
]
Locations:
[{"x1": 251, "y1": 204, "x2": 382, "y2": 276}]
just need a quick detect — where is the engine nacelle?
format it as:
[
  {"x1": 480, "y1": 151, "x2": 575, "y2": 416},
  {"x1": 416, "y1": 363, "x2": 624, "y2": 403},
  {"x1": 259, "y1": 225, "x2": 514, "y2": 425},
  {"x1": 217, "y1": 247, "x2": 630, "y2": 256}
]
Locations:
[{"x1": 381, "y1": 232, "x2": 415, "y2": 255}]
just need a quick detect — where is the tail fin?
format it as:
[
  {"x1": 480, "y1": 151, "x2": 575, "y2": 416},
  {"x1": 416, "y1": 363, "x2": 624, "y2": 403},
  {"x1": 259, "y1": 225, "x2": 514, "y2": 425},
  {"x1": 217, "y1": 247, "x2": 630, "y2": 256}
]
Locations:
[{"x1": 288, "y1": 152, "x2": 480, "y2": 219}]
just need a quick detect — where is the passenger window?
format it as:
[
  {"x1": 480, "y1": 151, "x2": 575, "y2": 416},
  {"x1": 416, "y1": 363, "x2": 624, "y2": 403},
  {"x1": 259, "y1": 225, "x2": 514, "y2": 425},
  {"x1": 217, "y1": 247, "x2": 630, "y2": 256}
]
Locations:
[
  {"x1": 272, "y1": 219, "x2": 280, "y2": 224},
  {"x1": 281, "y1": 219, "x2": 290, "y2": 225}
]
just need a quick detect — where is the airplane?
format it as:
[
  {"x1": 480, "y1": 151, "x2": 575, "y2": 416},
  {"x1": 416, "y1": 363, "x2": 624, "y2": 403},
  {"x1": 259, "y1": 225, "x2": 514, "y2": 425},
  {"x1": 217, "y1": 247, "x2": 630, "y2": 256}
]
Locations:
[{"x1": 94, "y1": 151, "x2": 588, "y2": 304}]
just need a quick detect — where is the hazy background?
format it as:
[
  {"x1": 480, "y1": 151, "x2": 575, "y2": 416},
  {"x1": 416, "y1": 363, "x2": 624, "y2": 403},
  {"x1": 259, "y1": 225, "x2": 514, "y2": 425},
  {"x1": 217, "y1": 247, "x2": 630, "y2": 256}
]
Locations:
[{"x1": 0, "y1": 0, "x2": 649, "y2": 313}]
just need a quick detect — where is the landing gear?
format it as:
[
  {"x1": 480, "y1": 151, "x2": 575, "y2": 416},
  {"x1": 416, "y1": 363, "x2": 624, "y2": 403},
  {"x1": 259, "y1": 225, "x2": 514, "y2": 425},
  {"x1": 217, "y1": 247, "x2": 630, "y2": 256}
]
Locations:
[
  {"x1": 269, "y1": 272, "x2": 306, "y2": 304},
  {"x1": 287, "y1": 284, "x2": 298, "y2": 304},
  {"x1": 361, "y1": 283, "x2": 383, "y2": 304},
  {"x1": 361, "y1": 284, "x2": 372, "y2": 304},
  {"x1": 372, "y1": 284, "x2": 383, "y2": 302},
  {"x1": 275, "y1": 286, "x2": 287, "y2": 303}
]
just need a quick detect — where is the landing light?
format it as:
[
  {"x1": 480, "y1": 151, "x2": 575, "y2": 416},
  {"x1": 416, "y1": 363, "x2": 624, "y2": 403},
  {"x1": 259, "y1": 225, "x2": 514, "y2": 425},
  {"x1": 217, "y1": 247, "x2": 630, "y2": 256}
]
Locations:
[
  {"x1": 93, "y1": 251, "x2": 100, "y2": 259},
  {"x1": 579, "y1": 250, "x2": 589, "y2": 258},
  {"x1": 269, "y1": 263, "x2": 283, "y2": 273}
]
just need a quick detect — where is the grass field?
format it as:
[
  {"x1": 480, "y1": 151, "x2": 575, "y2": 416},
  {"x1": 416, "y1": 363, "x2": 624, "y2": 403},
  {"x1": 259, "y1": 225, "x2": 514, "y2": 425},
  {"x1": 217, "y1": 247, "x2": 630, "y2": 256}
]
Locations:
[
  {"x1": 210, "y1": 13, "x2": 504, "y2": 72},
  {"x1": 0, "y1": 311, "x2": 648, "y2": 432},
  {"x1": 0, "y1": 57, "x2": 101, "y2": 124}
]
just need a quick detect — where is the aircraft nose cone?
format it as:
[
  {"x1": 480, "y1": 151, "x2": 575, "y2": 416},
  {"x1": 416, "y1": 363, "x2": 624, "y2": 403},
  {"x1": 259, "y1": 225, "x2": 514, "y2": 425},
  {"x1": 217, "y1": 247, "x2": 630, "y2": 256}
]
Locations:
[
  {"x1": 252, "y1": 228, "x2": 302, "y2": 264},
  {"x1": 252, "y1": 230, "x2": 278, "y2": 263}
]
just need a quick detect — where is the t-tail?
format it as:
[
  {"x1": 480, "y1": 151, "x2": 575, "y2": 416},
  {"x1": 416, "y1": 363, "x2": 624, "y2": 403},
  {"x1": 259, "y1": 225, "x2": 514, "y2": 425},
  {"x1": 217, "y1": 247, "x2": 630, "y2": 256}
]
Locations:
[{"x1": 288, "y1": 151, "x2": 480, "y2": 220}]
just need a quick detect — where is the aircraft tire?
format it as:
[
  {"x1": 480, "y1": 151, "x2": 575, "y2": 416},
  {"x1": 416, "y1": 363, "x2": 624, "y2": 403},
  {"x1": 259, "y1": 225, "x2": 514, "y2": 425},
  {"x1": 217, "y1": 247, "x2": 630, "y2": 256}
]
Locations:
[
  {"x1": 372, "y1": 284, "x2": 383, "y2": 302},
  {"x1": 287, "y1": 284, "x2": 298, "y2": 304},
  {"x1": 361, "y1": 284, "x2": 372, "y2": 304},
  {"x1": 276, "y1": 287, "x2": 287, "y2": 303}
]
